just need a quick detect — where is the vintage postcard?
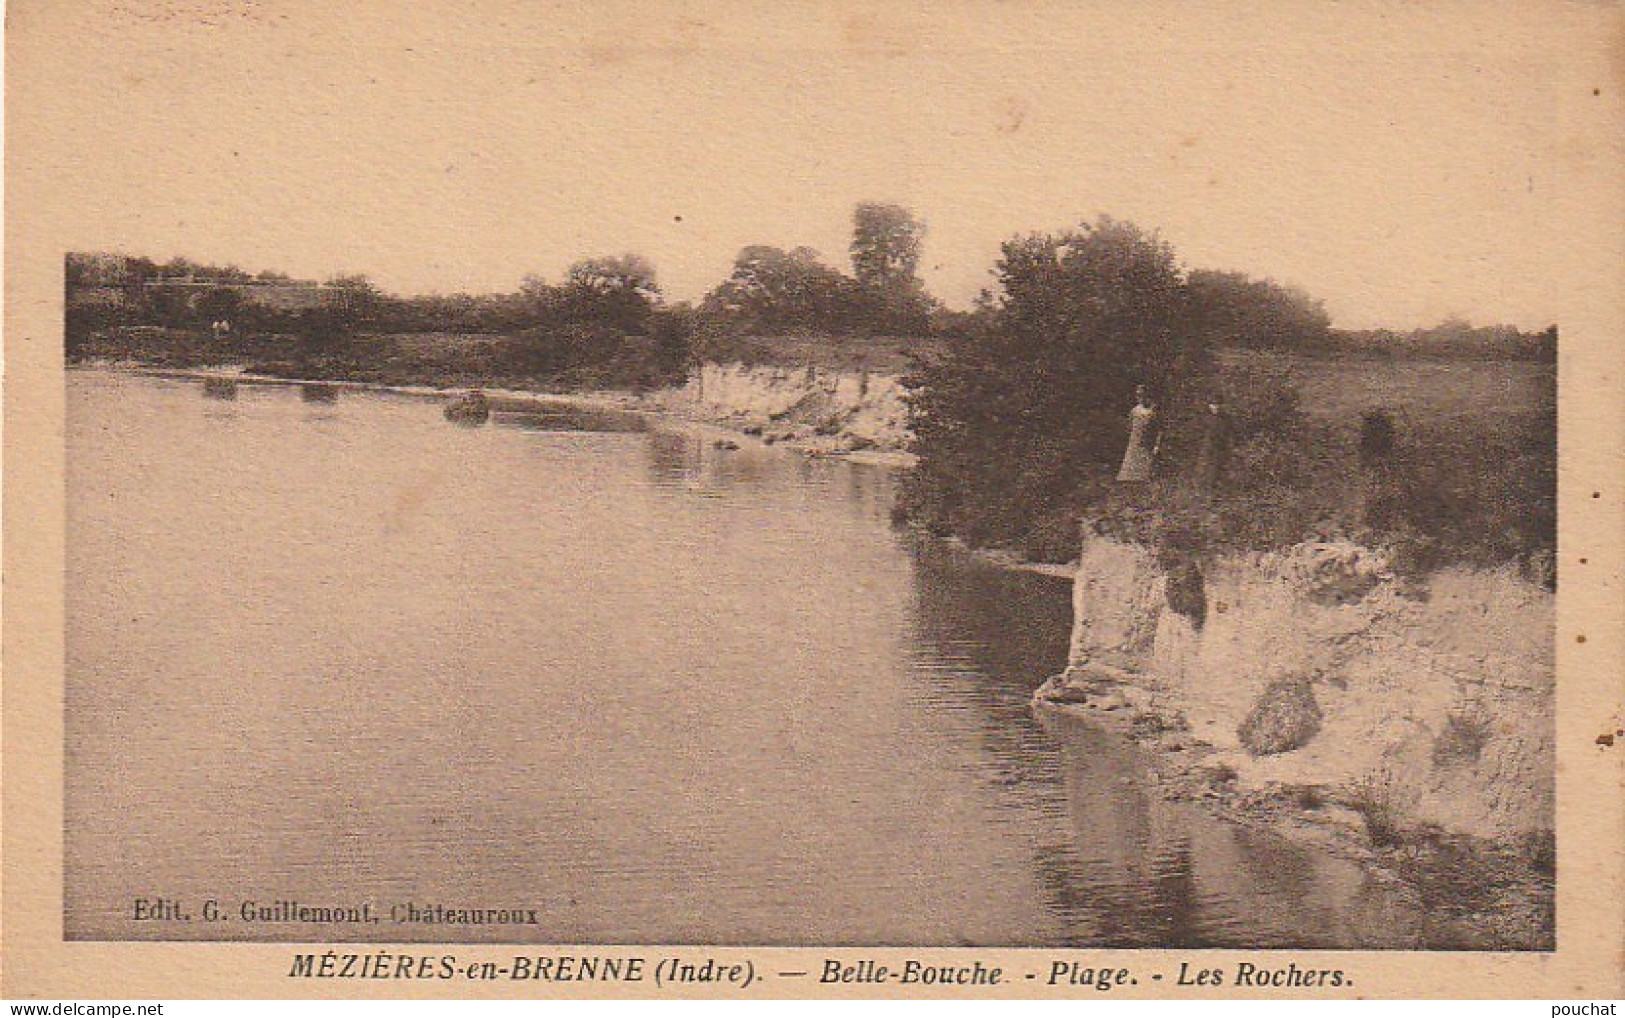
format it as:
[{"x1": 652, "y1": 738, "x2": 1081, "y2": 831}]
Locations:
[{"x1": 5, "y1": 0, "x2": 1623, "y2": 1001}]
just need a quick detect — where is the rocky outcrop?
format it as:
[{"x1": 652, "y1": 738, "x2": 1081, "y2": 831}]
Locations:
[
  {"x1": 649, "y1": 362, "x2": 910, "y2": 454},
  {"x1": 1060, "y1": 534, "x2": 1554, "y2": 841}
]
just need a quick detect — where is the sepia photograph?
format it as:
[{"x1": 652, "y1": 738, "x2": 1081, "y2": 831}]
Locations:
[{"x1": 6, "y1": 0, "x2": 1624, "y2": 1002}]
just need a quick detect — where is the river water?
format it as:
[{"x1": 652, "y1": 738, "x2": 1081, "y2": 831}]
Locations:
[{"x1": 66, "y1": 369, "x2": 1427, "y2": 947}]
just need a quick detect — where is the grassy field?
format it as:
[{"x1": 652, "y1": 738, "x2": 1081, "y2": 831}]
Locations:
[
  {"x1": 296, "y1": 331, "x2": 943, "y2": 383},
  {"x1": 1229, "y1": 349, "x2": 1555, "y2": 438}
]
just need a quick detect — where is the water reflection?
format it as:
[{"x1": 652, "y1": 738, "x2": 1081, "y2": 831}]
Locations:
[
  {"x1": 299, "y1": 382, "x2": 339, "y2": 404},
  {"x1": 489, "y1": 403, "x2": 646, "y2": 434},
  {"x1": 643, "y1": 428, "x2": 775, "y2": 491},
  {"x1": 645, "y1": 428, "x2": 700, "y2": 483},
  {"x1": 904, "y1": 538, "x2": 1429, "y2": 948}
]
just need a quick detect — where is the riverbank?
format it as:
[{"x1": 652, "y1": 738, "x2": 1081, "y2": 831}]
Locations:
[
  {"x1": 1036, "y1": 533, "x2": 1555, "y2": 950},
  {"x1": 642, "y1": 361, "x2": 913, "y2": 461},
  {"x1": 74, "y1": 366, "x2": 1449, "y2": 949},
  {"x1": 1034, "y1": 676, "x2": 1554, "y2": 950},
  {"x1": 108, "y1": 360, "x2": 917, "y2": 469}
]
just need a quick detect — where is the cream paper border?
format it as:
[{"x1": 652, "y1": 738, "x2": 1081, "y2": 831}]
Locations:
[{"x1": 5, "y1": 0, "x2": 1623, "y2": 1000}]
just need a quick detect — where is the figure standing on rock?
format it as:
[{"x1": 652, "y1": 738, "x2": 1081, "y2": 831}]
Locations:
[{"x1": 1116, "y1": 385, "x2": 1159, "y2": 483}]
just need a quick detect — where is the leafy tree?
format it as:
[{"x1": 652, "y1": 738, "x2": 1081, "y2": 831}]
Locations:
[
  {"x1": 701, "y1": 245, "x2": 855, "y2": 333},
  {"x1": 1186, "y1": 268, "x2": 1331, "y2": 351},
  {"x1": 648, "y1": 303, "x2": 696, "y2": 378},
  {"x1": 899, "y1": 216, "x2": 1210, "y2": 551},
  {"x1": 1327, "y1": 320, "x2": 1557, "y2": 360},
  {"x1": 850, "y1": 202, "x2": 931, "y2": 334},
  {"x1": 385, "y1": 291, "x2": 531, "y2": 333},
  {"x1": 561, "y1": 254, "x2": 660, "y2": 332},
  {"x1": 158, "y1": 256, "x2": 201, "y2": 279},
  {"x1": 850, "y1": 202, "x2": 924, "y2": 289}
]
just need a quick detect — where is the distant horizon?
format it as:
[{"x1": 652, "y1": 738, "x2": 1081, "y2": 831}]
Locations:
[
  {"x1": 28, "y1": 2, "x2": 1584, "y2": 331},
  {"x1": 65, "y1": 244, "x2": 1558, "y2": 335}
]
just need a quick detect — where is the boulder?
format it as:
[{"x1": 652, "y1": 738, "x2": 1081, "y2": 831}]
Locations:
[
  {"x1": 444, "y1": 390, "x2": 490, "y2": 424},
  {"x1": 1239, "y1": 677, "x2": 1323, "y2": 756}
]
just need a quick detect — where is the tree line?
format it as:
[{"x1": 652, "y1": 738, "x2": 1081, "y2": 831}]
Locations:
[
  {"x1": 66, "y1": 202, "x2": 1555, "y2": 364},
  {"x1": 66, "y1": 207, "x2": 1555, "y2": 573}
]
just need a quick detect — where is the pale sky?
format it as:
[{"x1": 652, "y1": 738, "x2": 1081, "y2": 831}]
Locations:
[{"x1": 13, "y1": 0, "x2": 1601, "y2": 329}]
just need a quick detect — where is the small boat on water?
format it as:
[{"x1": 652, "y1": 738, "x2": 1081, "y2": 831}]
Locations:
[
  {"x1": 444, "y1": 389, "x2": 491, "y2": 424},
  {"x1": 300, "y1": 382, "x2": 339, "y2": 404}
]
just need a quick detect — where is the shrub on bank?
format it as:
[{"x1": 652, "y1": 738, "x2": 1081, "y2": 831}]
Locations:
[
  {"x1": 1346, "y1": 773, "x2": 1406, "y2": 847},
  {"x1": 1432, "y1": 705, "x2": 1495, "y2": 767}
]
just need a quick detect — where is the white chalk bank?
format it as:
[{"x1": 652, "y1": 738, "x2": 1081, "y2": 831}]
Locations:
[{"x1": 1069, "y1": 535, "x2": 1554, "y2": 840}]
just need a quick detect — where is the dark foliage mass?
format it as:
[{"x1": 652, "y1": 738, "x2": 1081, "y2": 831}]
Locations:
[
  {"x1": 66, "y1": 250, "x2": 694, "y2": 392},
  {"x1": 698, "y1": 203, "x2": 935, "y2": 337},
  {"x1": 896, "y1": 216, "x2": 1556, "y2": 578},
  {"x1": 65, "y1": 202, "x2": 942, "y2": 388},
  {"x1": 898, "y1": 217, "x2": 1214, "y2": 557}
]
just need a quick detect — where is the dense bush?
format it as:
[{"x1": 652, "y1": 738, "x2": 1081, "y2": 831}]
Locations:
[
  {"x1": 897, "y1": 220, "x2": 1556, "y2": 577},
  {"x1": 898, "y1": 216, "x2": 1214, "y2": 560},
  {"x1": 1362, "y1": 405, "x2": 1556, "y2": 580},
  {"x1": 1187, "y1": 268, "x2": 1332, "y2": 352},
  {"x1": 68, "y1": 232, "x2": 1558, "y2": 579}
]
